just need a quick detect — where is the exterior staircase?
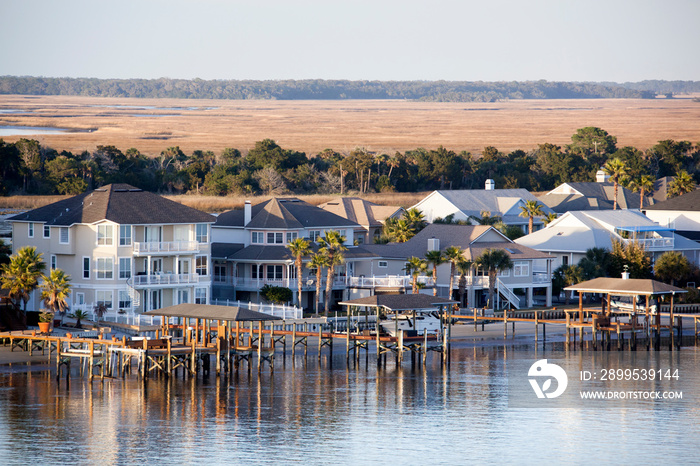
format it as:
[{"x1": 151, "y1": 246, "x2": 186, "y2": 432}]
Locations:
[
  {"x1": 496, "y1": 278, "x2": 521, "y2": 310},
  {"x1": 126, "y1": 278, "x2": 141, "y2": 307}
]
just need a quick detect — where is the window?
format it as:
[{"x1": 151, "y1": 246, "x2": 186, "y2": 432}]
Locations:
[
  {"x1": 267, "y1": 265, "x2": 283, "y2": 280},
  {"x1": 96, "y1": 290, "x2": 113, "y2": 309},
  {"x1": 177, "y1": 289, "x2": 189, "y2": 304},
  {"x1": 83, "y1": 257, "x2": 90, "y2": 279},
  {"x1": 196, "y1": 223, "x2": 208, "y2": 243},
  {"x1": 267, "y1": 232, "x2": 283, "y2": 244},
  {"x1": 513, "y1": 261, "x2": 529, "y2": 277},
  {"x1": 75, "y1": 292, "x2": 85, "y2": 305},
  {"x1": 214, "y1": 262, "x2": 227, "y2": 282},
  {"x1": 286, "y1": 232, "x2": 298, "y2": 243},
  {"x1": 43, "y1": 225, "x2": 50, "y2": 238},
  {"x1": 252, "y1": 264, "x2": 262, "y2": 279},
  {"x1": 50, "y1": 255, "x2": 57, "y2": 270},
  {"x1": 118, "y1": 290, "x2": 131, "y2": 309},
  {"x1": 252, "y1": 231, "x2": 264, "y2": 244},
  {"x1": 562, "y1": 256, "x2": 569, "y2": 266},
  {"x1": 119, "y1": 225, "x2": 132, "y2": 246},
  {"x1": 97, "y1": 257, "x2": 114, "y2": 279},
  {"x1": 59, "y1": 227, "x2": 69, "y2": 244},
  {"x1": 195, "y1": 256, "x2": 208, "y2": 276},
  {"x1": 118, "y1": 257, "x2": 131, "y2": 279},
  {"x1": 499, "y1": 268, "x2": 510, "y2": 277},
  {"x1": 309, "y1": 230, "x2": 321, "y2": 242},
  {"x1": 97, "y1": 224, "x2": 113, "y2": 246},
  {"x1": 28, "y1": 223, "x2": 34, "y2": 238},
  {"x1": 356, "y1": 235, "x2": 365, "y2": 245},
  {"x1": 195, "y1": 287, "x2": 207, "y2": 304},
  {"x1": 378, "y1": 260, "x2": 388, "y2": 268}
]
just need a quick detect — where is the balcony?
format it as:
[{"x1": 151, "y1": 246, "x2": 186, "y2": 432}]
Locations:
[
  {"x1": 133, "y1": 241, "x2": 200, "y2": 255},
  {"x1": 630, "y1": 237, "x2": 674, "y2": 250},
  {"x1": 132, "y1": 273, "x2": 200, "y2": 288},
  {"x1": 214, "y1": 276, "x2": 347, "y2": 291}
]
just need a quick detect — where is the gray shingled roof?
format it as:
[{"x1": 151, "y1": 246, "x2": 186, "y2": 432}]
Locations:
[
  {"x1": 9, "y1": 184, "x2": 215, "y2": 225},
  {"x1": 144, "y1": 303, "x2": 281, "y2": 321},
  {"x1": 540, "y1": 182, "x2": 646, "y2": 213},
  {"x1": 214, "y1": 198, "x2": 360, "y2": 229},
  {"x1": 644, "y1": 188, "x2": 700, "y2": 212}
]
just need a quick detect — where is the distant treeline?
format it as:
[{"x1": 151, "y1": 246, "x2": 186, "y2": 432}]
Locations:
[
  {"x1": 4, "y1": 76, "x2": 698, "y2": 101},
  {"x1": 1, "y1": 128, "x2": 698, "y2": 200}
]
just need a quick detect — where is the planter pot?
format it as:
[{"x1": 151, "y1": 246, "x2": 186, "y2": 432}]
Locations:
[{"x1": 38, "y1": 322, "x2": 50, "y2": 334}]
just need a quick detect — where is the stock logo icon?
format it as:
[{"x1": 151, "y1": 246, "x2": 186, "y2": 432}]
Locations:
[{"x1": 528, "y1": 359, "x2": 568, "y2": 399}]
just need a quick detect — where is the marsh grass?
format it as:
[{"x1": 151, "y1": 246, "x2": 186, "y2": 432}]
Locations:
[{"x1": 0, "y1": 192, "x2": 427, "y2": 213}]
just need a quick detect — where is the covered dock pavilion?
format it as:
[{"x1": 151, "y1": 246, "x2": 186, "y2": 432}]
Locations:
[
  {"x1": 564, "y1": 277, "x2": 686, "y2": 349},
  {"x1": 142, "y1": 303, "x2": 282, "y2": 375},
  {"x1": 339, "y1": 294, "x2": 457, "y2": 364}
]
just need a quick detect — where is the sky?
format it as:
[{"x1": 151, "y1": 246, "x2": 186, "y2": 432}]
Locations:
[{"x1": 1, "y1": 0, "x2": 698, "y2": 83}]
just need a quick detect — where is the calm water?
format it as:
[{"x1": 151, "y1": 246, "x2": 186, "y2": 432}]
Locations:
[
  {"x1": 0, "y1": 125, "x2": 71, "y2": 136},
  {"x1": 1, "y1": 344, "x2": 699, "y2": 465}
]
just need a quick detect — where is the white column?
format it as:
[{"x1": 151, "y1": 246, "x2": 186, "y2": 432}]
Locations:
[
  {"x1": 527, "y1": 287, "x2": 534, "y2": 308},
  {"x1": 175, "y1": 255, "x2": 179, "y2": 275}
]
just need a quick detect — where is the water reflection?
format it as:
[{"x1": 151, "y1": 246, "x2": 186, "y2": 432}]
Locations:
[{"x1": 1, "y1": 346, "x2": 699, "y2": 463}]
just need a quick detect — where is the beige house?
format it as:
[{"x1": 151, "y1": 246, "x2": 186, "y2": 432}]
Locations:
[
  {"x1": 9, "y1": 184, "x2": 215, "y2": 320},
  {"x1": 318, "y1": 197, "x2": 404, "y2": 244}
]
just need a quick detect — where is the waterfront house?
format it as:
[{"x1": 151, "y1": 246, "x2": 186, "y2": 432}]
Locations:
[
  {"x1": 318, "y1": 197, "x2": 404, "y2": 245},
  {"x1": 515, "y1": 209, "x2": 700, "y2": 269},
  {"x1": 211, "y1": 198, "x2": 365, "y2": 310},
  {"x1": 411, "y1": 181, "x2": 554, "y2": 233},
  {"x1": 644, "y1": 188, "x2": 700, "y2": 243},
  {"x1": 8, "y1": 184, "x2": 216, "y2": 318},
  {"x1": 352, "y1": 224, "x2": 554, "y2": 309}
]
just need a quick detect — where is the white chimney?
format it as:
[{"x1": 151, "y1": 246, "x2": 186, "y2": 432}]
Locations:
[
  {"x1": 244, "y1": 200, "x2": 252, "y2": 226},
  {"x1": 621, "y1": 265, "x2": 630, "y2": 280},
  {"x1": 485, "y1": 179, "x2": 495, "y2": 190},
  {"x1": 428, "y1": 237, "x2": 440, "y2": 251},
  {"x1": 596, "y1": 169, "x2": 609, "y2": 183}
]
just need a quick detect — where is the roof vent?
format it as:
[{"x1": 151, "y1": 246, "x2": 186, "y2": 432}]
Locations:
[{"x1": 485, "y1": 179, "x2": 495, "y2": 190}]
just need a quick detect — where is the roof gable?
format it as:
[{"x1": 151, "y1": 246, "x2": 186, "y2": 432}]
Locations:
[{"x1": 645, "y1": 188, "x2": 700, "y2": 212}]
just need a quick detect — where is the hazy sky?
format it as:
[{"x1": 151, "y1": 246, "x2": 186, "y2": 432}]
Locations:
[{"x1": 1, "y1": 0, "x2": 698, "y2": 82}]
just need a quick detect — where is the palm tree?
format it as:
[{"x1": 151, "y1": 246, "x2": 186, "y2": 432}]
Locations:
[
  {"x1": 628, "y1": 174, "x2": 654, "y2": 209},
  {"x1": 40, "y1": 269, "x2": 72, "y2": 321},
  {"x1": 317, "y1": 231, "x2": 347, "y2": 316},
  {"x1": 518, "y1": 200, "x2": 545, "y2": 234},
  {"x1": 456, "y1": 258, "x2": 473, "y2": 307},
  {"x1": 0, "y1": 246, "x2": 46, "y2": 317},
  {"x1": 425, "y1": 249, "x2": 445, "y2": 296},
  {"x1": 286, "y1": 237, "x2": 311, "y2": 308},
  {"x1": 668, "y1": 170, "x2": 696, "y2": 198},
  {"x1": 475, "y1": 248, "x2": 513, "y2": 310},
  {"x1": 403, "y1": 208, "x2": 427, "y2": 233},
  {"x1": 444, "y1": 246, "x2": 465, "y2": 300},
  {"x1": 543, "y1": 212, "x2": 558, "y2": 226},
  {"x1": 469, "y1": 211, "x2": 502, "y2": 226},
  {"x1": 404, "y1": 256, "x2": 427, "y2": 294},
  {"x1": 383, "y1": 218, "x2": 413, "y2": 243},
  {"x1": 603, "y1": 158, "x2": 628, "y2": 210},
  {"x1": 563, "y1": 265, "x2": 584, "y2": 305},
  {"x1": 307, "y1": 251, "x2": 328, "y2": 316}
]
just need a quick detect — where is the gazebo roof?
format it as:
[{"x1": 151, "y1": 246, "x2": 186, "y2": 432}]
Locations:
[
  {"x1": 564, "y1": 277, "x2": 686, "y2": 296},
  {"x1": 339, "y1": 294, "x2": 456, "y2": 311},
  {"x1": 144, "y1": 303, "x2": 281, "y2": 321}
]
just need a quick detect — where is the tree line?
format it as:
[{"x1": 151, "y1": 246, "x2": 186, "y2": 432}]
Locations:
[
  {"x1": 4, "y1": 76, "x2": 690, "y2": 101},
  {"x1": 1, "y1": 127, "x2": 699, "y2": 199}
]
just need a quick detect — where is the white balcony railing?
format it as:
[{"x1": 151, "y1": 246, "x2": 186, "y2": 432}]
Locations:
[
  {"x1": 630, "y1": 237, "x2": 674, "y2": 250},
  {"x1": 210, "y1": 299, "x2": 303, "y2": 320},
  {"x1": 215, "y1": 277, "x2": 347, "y2": 289},
  {"x1": 132, "y1": 273, "x2": 200, "y2": 287},
  {"x1": 133, "y1": 241, "x2": 200, "y2": 254}
]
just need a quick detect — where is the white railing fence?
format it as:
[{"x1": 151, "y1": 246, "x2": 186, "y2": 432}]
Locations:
[{"x1": 210, "y1": 299, "x2": 303, "y2": 320}]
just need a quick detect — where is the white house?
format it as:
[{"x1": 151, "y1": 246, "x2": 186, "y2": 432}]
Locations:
[
  {"x1": 644, "y1": 189, "x2": 700, "y2": 243},
  {"x1": 515, "y1": 209, "x2": 700, "y2": 268},
  {"x1": 411, "y1": 182, "x2": 554, "y2": 233}
]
